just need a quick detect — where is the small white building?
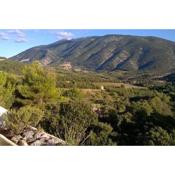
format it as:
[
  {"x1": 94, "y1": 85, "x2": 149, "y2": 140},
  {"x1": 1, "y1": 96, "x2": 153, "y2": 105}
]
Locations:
[{"x1": 100, "y1": 85, "x2": 105, "y2": 91}]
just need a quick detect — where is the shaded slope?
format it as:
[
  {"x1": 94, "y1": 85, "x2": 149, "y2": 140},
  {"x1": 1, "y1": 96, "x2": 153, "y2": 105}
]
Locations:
[{"x1": 11, "y1": 35, "x2": 175, "y2": 75}]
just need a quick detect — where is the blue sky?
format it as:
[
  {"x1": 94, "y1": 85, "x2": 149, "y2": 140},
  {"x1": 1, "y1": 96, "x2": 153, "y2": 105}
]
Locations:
[{"x1": 1, "y1": 29, "x2": 175, "y2": 58}]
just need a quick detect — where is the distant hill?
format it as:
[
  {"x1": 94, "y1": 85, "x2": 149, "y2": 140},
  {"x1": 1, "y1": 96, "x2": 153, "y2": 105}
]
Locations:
[
  {"x1": 0, "y1": 60, "x2": 24, "y2": 74},
  {"x1": 11, "y1": 35, "x2": 175, "y2": 75},
  {"x1": 161, "y1": 73, "x2": 175, "y2": 82},
  {"x1": 0, "y1": 57, "x2": 6, "y2": 60}
]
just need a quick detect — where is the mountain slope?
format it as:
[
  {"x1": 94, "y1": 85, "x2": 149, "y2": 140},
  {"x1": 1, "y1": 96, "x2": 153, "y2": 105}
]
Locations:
[{"x1": 11, "y1": 35, "x2": 175, "y2": 75}]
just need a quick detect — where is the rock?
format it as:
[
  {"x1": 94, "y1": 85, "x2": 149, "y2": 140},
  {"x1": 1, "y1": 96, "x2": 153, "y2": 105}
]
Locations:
[
  {"x1": 34, "y1": 132, "x2": 46, "y2": 140},
  {"x1": 27, "y1": 137, "x2": 36, "y2": 144},
  {"x1": 45, "y1": 136, "x2": 66, "y2": 145},
  {"x1": 11, "y1": 135, "x2": 22, "y2": 144},
  {"x1": 18, "y1": 139, "x2": 28, "y2": 146},
  {"x1": 22, "y1": 130, "x2": 35, "y2": 141},
  {"x1": 55, "y1": 139, "x2": 66, "y2": 145},
  {"x1": 47, "y1": 138, "x2": 57, "y2": 145},
  {"x1": 40, "y1": 137, "x2": 48, "y2": 145},
  {"x1": 1, "y1": 124, "x2": 66, "y2": 146},
  {"x1": 30, "y1": 140, "x2": 43, "y2": 146},
  {"x1": 30, "y1": 136, "x2": 61, "y2": 146}
]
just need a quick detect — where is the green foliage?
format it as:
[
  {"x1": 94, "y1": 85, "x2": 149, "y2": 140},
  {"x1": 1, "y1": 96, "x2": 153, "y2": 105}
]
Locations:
[
  {"x1": 131, "y1": 101, "x2": 153, "y2": 116},
  {"x1": 0, "y1": 72, "x2": 17, "y2": 108},
  {"x1": 42, "y1": 100, "x2": 97, "y2": 145},
  {"x1": 90, "y1": 85, "x2": 175, "y2": 145},
  {"x1": 15, "y1": 62, "x2": 60, "y2": 108},
  {"x1": 85, "y1": 122, "x2": 116, "y2": 145},
  {"x1": 149, "y1": 95, "x2": 172, "y2": 116},
  {"x1": 63, "y1": 88, "x2": 83, "y2": 100},
  {"x1": 2, "y1": 60, "x2": 175, "y2": 145},
  {"x1": 56, "y1": 69, "x2": 118, "y2": 89},
  {"x1": 5, "y1": 106, "x2": 44, "y2": 134},
  {"x1": 59, "y1": 100, "x2": 97, "y2": 145},
  {"x1": 144, "y1": 126, "x2": 171, "y2": 145},
  {"x1": 0, "y1": 60, "x2": 24, "y2": 74}
]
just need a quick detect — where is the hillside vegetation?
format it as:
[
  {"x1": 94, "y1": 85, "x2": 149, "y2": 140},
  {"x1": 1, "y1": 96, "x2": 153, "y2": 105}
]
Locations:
[
  {"x1": 0, "y1": 59, "x2": 24, "y2": 74},
  {"x1": 1, "y1": 61, "x2": 175, "y2": 145}
]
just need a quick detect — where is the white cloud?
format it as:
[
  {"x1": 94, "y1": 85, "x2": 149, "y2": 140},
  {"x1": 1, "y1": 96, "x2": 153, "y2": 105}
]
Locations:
[
  {"x1": 56, "y1": 31, "x2": 74, "y2": 40},
  {"x1": 0, "y1": 32, "x2": 9, "y2": 40},
  {"x1": 15, "y1": 37, "x2": 28, "y2": 43},
  {"x1": 7, "y1": 29, "x2": 28, "y2": 43},
  {"x1": 8, "y1": 29, "x2": 24, "y2": 36}
]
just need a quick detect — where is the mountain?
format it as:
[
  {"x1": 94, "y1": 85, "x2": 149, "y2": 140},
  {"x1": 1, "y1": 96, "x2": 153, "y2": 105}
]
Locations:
[{"x1": 11, "y1": 35, "x2": 175, "y2": 75}]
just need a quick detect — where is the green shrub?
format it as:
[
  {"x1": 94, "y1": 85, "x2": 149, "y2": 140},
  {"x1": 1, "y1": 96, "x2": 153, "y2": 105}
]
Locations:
[
  {"x1": 5, "y1": 106, "x2": 44, "y2": 134},
  {"x1": 0, "y1": 72, "x2": 17, "y2": 108}
]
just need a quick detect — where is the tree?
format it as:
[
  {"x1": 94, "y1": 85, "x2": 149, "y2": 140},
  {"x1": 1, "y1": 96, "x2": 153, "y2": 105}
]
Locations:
[
  {"x1": 149, "y1": 95, "x2": 172, "y2": 116},
  {"x1": 0, "y1": 71, "x2": 7, "y2": 107},
  {"x1": 131, "y1": 101, "x2": 153, "y2": 116},
  {"x1": 49, "y1": 100, "x2": 97, "y2": 145},
  {"x1": 84, "y1": 122, "x2": 116, "y2": 145},
  {"x1": 0, "y1": 72, "x2": 17, "y2": 108},
  {"x1": 144, "y1": 126, "x2": 171, "y2": 145},
  {"x1": 15, "y1": 61, "x2": 60, "y2": 108}
]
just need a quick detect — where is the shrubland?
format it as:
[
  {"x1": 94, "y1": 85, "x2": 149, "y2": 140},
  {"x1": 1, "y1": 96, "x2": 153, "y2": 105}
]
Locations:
[{"x1": 1, "y1": 61, "x2": 175, "y2": 145}]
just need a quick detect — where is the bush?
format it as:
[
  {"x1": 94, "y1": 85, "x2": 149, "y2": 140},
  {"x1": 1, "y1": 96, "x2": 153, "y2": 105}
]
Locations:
[
  {"x1": 5, "y1": 106, "x2": 44, "y2": 134},
  {"x1": 63, "y1": 88, "x2": 83, "y2": 100},
  {"x1": 44, "y1": 100, "x2": 97, "y2": 145},
  {"x1": 85, "y1": 122, "x2": 116, "y2": 145},
  {"x1": 144, "y1": 126, "x2": 171, "y2": 145}
]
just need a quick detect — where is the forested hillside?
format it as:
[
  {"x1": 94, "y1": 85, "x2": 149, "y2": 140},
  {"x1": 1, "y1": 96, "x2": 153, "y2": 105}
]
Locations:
[{"x1": 1, "y1": 61, "x2": 175, "y2": 145}]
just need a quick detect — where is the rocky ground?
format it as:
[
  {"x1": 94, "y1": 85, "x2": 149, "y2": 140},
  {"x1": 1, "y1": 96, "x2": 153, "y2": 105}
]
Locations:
[{"x1": 0, "y1": 126, "x2": 66, "y2": 146}]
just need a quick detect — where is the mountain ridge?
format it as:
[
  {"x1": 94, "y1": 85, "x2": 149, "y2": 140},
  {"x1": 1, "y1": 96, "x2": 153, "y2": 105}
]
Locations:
[{"x1": 11, "y1": 34, "x2": 175, "y2": 75}]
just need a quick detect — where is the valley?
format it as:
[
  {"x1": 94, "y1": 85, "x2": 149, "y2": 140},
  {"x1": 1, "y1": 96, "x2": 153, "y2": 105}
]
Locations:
[{"x1": 0, "y1": 58, "x2": 174, "y2": 145}]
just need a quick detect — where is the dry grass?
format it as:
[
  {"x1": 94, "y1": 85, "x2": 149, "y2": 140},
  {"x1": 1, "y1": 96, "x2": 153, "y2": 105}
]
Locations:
[{"x1": 94, "y1": 82, "x2": 145, "y2": 89}]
